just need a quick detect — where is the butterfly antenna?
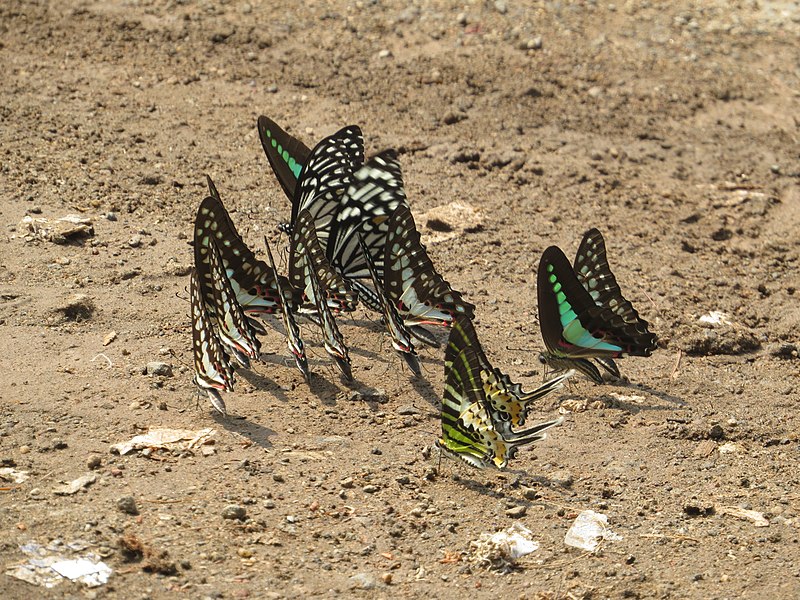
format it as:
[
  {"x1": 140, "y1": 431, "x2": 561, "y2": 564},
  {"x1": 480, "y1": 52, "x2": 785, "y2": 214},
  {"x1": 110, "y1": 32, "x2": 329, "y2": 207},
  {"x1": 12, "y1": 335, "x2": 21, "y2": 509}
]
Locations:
[
  {"x1": 167, "y1": 348, "x2": 191, "y2": 370},
  {"x1": 641, "y1": 287, "x2": 663, "y2": 319},
  {"x1": 176, "y1": 288, "x2": 190, "y2": 303}
]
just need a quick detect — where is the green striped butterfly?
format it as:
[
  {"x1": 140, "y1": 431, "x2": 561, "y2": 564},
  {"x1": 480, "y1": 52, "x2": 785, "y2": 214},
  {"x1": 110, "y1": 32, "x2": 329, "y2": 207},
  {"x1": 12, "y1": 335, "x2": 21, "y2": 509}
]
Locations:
[
  {"x1": 437, "y1": 342, "x2": 563, "y2": 470},
  {"x1": 444, "y1": 315, "x2": 572, "y2": 433}
]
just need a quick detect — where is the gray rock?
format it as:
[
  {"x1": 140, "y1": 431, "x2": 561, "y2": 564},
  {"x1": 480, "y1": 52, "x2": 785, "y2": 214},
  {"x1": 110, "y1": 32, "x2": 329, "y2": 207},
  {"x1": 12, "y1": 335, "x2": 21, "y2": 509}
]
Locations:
[
  {"x1": 146, "y1": 362, "x2": 173, "y2": 377},
  {"x1": 550, "y1": 470, "x2": 574, "y2": 488},
  {"x1": 117, "y1": 495, "x2": 139, "y2": 515},
  {"x1": 221, "y1": 504, "x2": 247, "y2": 521},
  {"x1": 363, "y1": 485, "x2": 379, "y2": 494},
  {"x1": 505, "y1": 505, "x2": 527, "y2": 518},
  {"x1": 349, "y1": 572, "x2": 378, "y2": 590},
  {"x1": 397, "y1": 405, "x2": 420, "y2": 416}
]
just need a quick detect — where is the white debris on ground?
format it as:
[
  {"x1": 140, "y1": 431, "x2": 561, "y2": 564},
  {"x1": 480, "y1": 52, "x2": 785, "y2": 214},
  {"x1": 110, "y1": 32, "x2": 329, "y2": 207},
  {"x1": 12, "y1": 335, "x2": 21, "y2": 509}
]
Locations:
[
  {"x1": 17, "y1": 214, "x2": 94, "y2": 244},
  {"x1": 468, "y1": 522, "x2": 540, "y2": 571},
  {"x1": 0, "y1": 467, "x2": 30, "y2": 484},
  {"x1": 564, "y1": 510, "x2": 623, "y2": 552},
  {"x1": 110, "y1": 427, "x2": 215, "y2": 455},
  {"x1": 6, "y1": 541, "x2": 112, "y2": 588},
  {"x1": 698, "y1": 311, "x2": 733, "y2": 327}
]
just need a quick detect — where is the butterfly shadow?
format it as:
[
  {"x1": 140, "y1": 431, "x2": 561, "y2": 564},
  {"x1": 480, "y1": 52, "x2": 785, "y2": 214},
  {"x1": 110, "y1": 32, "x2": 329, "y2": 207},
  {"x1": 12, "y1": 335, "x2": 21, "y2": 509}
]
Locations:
[
  {"x1": 236, "y1": 364, "x2": 291, "y2": 404},
  {"x1": 212, "y1": 411, "x2": 277, "y2": 449},
  {"x1": 308, "y1": 369, "x2": 350, "y2": 407}
]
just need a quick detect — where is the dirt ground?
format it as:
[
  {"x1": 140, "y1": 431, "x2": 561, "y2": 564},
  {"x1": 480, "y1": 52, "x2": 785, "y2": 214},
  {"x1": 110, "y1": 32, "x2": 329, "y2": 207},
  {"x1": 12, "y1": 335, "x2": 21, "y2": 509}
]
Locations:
[{"x1": 1, "y1": 0, "x2": 799, "y2": 598}]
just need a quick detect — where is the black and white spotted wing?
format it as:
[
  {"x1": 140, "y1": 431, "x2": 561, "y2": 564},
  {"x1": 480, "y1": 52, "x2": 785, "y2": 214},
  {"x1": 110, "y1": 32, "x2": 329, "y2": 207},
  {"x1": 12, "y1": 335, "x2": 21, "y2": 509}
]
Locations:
[
  {"x1": 190, "y1": 268, "x2": 234, "y2": 416},
  {"x1": 326, "y1": 150, "x2": 409, "y2": 282},
  {"x1": 203, "y1": 237, "x2": 261, "y2": 369},
  {"x1": 264, "y1": 238, "x2": 310, "y2": 380},
  {"x1": 383, "y1": 204, "x2": 476, "y2": 329},
  {"x1": 290, "y1": 125, "x2": 364, "y2": 248},
  {"x1": 288, "y1": 209, "x2": 357, "y2": 314},
  {"x1": 196, "y1": 177, "x2": 289, "y2": 314}
]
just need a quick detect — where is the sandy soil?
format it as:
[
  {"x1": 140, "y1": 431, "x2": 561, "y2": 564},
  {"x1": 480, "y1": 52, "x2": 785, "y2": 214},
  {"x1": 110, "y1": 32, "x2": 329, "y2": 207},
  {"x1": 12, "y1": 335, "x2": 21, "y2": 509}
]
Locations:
[{"x1": 1, "y1": 1, "x2": 799, "y2": 598}]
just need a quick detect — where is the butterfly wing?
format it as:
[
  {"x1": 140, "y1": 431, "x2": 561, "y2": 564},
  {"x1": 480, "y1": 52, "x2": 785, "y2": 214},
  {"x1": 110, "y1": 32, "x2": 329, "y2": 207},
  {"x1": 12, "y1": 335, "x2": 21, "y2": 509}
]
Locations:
[
  {"x1": 574, "y1": 228, "x2": 655, "y2": 336},
  {"x1": 438, "y1": 346, "x2": 507, "y2": 469},
  {"x1": 327, "y1": 150, "x2": 409, "y2": 282},
  {"x1": 538, "y1": 245, "x2": 655, "y2": 361},
  {"x1": 190, "y1": 268, "x2": 234, "y2": 416},
  {"x1": 304, "y1": 245, "x2": 352, "y2": 381},
  {"x1": 291, "y1": 125, "x2": 364, "y2": 247},
  {"x1": 203, "y1": 238, "x2": 261, "y2": 367},
  {"x1": 264, "y1": 238, "x2": 309, "y2": 380},
  {"x1": 197, "y1": 179, "x2": 288, "y2": 314},
  {"x1": 288, "y1": 209, "x2": 357, "y2": 313},
  {"x1": 257, "y1": 116, "x2": 311, "y2": 202},
  {"x1": 384, "y1": 205, "x2": 475, "y2": 328},
  {"x1": 358, "y1": 233, "x2": 420, "y2": 376}
]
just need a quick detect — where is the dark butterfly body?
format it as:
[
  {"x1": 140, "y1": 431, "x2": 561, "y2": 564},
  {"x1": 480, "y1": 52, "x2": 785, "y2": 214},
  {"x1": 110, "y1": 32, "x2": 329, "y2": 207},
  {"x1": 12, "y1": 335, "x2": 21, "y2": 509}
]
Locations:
[
  {"x1": 437, "y1": 339, "x2": 563, "y2": 471},
  {"x1": 289, "y1": 209, "x2": 357, "y2": 315},
  {"x1": 197, "y1": 177, "x2": 290, "y2": 314},
  {"x1": 444, "y1": 315, "x2": 573, "y2": 432},
  {"x1": 537, "y1": 230, "x2": 657, "y2": 383},
  {"x1": 190, "y1": 268, "x2": 234, "y2": 416},
  {"x1": 383, "y1": 205, "x2": 475, "y2": 345},
  {"x1": 264, "y1": 240, "x2": 310, "y2": 381},
  {"x1": 257, "y1": 116, "x2": 311, "y2": 202},
  {"x1": 358, "y1": 234, "x2": 420, "y2": 377}
]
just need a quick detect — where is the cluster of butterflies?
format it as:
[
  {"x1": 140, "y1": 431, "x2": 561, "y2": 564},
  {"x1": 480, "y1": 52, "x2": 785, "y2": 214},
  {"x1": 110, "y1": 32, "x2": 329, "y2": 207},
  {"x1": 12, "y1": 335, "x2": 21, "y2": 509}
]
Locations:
[{"x1": 189, "y1": 116, "x2": 658, "y2": 470}]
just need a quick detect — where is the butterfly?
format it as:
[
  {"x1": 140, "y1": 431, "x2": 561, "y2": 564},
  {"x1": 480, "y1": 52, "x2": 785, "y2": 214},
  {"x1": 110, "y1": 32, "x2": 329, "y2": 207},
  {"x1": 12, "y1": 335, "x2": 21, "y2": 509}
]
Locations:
[
  {"x1": 304, "y1": 241, "x2": 353, "y2": 382},
  {"x1": 197, "y1": 176, "x2": 292, "y2": 315},
  {"x1": 444, "y1": 315, "x2": 573, "y2": 432},
  {"x1": 537, "y1": 229, "x2": 658, "y2": 383},
  {"x1": 200, "y1": 235, "x2": 262, "y2": 369},
  {"x1": 190, "y1": 268, "x2": 234, "y2": 416},
  {"x1": 257, "y1": 115, "x2": 312, "y2": 202},
  {"x1": 288, "y1": 209, "x2": 357, "y2": 316},
  {"x1": 437, "y1": 341, "x2": 563, "y2": 470},
  {"x1": 264, "y1": 239, "x2": 310, "y2": 380},
  {"x1": 383, "y1": 204, "x2": 475, "y2": 346},
  {"x1": 358, "y1": 233, "x2": 420, "y2": 376}
]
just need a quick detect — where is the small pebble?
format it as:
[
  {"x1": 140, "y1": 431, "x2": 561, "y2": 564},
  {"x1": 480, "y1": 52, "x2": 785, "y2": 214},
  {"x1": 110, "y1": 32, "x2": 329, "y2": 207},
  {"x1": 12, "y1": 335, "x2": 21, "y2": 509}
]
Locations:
[
  {"x1": 146, "y1": 362, "x2": 173, "y2": 377},
  {"x1": 116, "y1": 495, "x2": 139, "y2": 515},
  {"x1": 221, "y1": 505, "x2": 247, "y2": 521},
  {"x1": 456, "y1": 12, "x2": 468, "y2": 26},
  {"x1": 340, "y1": 477, "x2": 355, "y2": 489},
  {"x1": 88, "y1": 456, "x2": 102, "y2": 470},
  {"x1": 505, "y1": 505, "x2": 527, "y2": 518},
  {"x1": 363, "y1": 485, "x2": 379, "y2": 494}
]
